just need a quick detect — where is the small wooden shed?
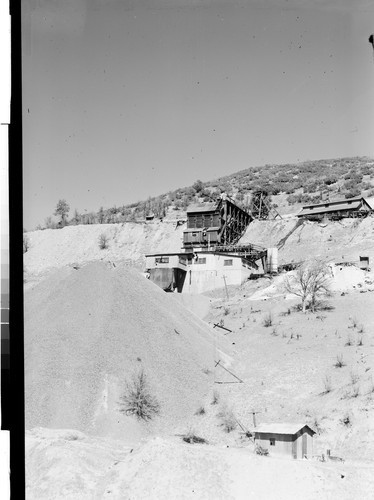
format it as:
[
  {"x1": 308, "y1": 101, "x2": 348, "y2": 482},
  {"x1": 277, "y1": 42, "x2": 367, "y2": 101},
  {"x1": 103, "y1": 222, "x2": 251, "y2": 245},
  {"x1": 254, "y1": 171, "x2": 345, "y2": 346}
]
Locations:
[{"x1": 254, "y1": 423, "x2": 316, "y2": 459}]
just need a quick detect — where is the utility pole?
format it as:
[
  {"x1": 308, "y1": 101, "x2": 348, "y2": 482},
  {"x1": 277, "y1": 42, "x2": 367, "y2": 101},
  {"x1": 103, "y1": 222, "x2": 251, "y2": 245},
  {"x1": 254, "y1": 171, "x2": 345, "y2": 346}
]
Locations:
[{"x1": 251, "y1": 410, "x2": 262, "y2": 428}]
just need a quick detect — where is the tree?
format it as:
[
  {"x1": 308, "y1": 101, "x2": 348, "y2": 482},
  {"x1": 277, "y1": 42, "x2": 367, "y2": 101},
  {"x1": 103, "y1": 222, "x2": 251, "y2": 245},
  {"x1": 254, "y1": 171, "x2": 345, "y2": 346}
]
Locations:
[
  {"x1": 97, "y1": 206, "x2": 105, "y2": 224},
  {"x1": 44, "y1": 216, "x2": 55, "y2": 229},
  {"x1": 192, "y1": 179, "x2": 204, "y2": 193},
  {"x1": 284, "y1": 259, "x2": 331, "y2": 313},
  {"x1": 71, "y1": 209, "x2": 81, "y2": 225},
  {"x1": 54, "y1": 199, "x2": 70, "y2": 224}
]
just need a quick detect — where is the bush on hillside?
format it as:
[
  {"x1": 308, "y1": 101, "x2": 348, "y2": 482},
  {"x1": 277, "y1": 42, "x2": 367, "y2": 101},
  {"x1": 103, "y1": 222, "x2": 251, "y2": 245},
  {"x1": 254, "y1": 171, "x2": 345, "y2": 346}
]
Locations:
[
  {"x1": 119, "y1": 369, "x2": 160, "y2": 421},
  {"x1": 182, "y1": 429, "x2": 208, "y2": 444},
  {"x1": 98, "y1": 233, "x2": 109, "y2": 249},
  {"x1": 217, "y1": 404, "x2": 237, "y2": 433}
]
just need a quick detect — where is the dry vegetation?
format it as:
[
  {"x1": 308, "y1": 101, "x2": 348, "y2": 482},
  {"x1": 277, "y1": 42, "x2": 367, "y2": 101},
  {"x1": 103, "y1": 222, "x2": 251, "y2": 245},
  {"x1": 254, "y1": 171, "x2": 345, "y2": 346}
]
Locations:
[{"x1": 37, "y1": 156, "x2": 374, "y2": 229}]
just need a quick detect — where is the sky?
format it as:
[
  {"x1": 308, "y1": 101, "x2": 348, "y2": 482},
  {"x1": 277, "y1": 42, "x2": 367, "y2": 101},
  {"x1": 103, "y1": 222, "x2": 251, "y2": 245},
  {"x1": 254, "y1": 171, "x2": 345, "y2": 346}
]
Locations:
[{"x1": 22, "y1": 0, "x2": 374, "y2": 229}]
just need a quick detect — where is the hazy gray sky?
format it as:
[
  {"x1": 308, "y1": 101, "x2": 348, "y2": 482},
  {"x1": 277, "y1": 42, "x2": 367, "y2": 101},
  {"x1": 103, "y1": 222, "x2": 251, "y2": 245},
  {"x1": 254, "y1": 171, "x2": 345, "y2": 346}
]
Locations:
[{"x1": 22, "y1": 0, "x2": 374, "y2": 229}]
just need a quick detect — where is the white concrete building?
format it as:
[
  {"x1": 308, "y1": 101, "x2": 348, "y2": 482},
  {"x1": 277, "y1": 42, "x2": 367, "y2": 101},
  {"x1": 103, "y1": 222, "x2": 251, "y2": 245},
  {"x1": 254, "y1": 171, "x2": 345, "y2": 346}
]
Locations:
[{"x1": 145, "y1": 251, "x2": 258, "y2": 294}]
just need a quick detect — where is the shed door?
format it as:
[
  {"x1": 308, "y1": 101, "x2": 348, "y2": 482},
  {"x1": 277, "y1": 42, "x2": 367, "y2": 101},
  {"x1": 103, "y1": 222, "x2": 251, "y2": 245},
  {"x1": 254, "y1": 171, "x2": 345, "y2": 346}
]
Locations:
[
  {"x1": 302, "y1": 434, "x2": 307, "y2": 458},
  {"x1": 292, "y1": 439, "x2": 297, "y2": 459}
]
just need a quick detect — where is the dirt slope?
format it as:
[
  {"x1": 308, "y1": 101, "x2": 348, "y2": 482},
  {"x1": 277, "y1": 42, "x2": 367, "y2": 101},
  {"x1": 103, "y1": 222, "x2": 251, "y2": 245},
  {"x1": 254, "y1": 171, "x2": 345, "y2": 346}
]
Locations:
[
  {"x1": 25, "y1": 261, "x2": 232, "y2": 442},
  {"x1": 24, "y1": 221, "x2": 185, "y2": 282},
  {"x1": 240, "y1": 217, "x2": 374, "y2": 264}
]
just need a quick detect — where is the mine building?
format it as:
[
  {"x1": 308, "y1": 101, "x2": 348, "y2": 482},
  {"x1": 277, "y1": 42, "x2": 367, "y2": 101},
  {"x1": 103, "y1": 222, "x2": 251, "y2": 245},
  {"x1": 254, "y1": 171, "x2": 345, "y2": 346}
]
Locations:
[
  {"x1": 145, "y1": 249, "x2": 266, "y2": 294},
  {"x1": 183, "y1": 194, "x2": 253, "y2": 249},
  {"x1": 297, "y1": 197, "x2": 372, "y2": 221},
  {"x1": 145, "y1": 194, "x2": 277, "y2": 294},
  {"x1": 254, "y1": 423, "x2": 316, "y2": 459}
]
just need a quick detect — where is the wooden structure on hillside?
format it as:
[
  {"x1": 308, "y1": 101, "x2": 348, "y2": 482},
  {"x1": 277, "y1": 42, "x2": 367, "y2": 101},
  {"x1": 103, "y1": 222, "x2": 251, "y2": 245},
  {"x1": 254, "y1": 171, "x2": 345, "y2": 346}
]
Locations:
[
  {"x1": 183, "y1": 194, "x2": 253, "y2": 249},
  {"x1": 250, "y1": 190, "x2": 281, "y2": 220},
  {"x1": 254, "y1": 423, "x2": 316, "y2": 459},
  {"x1": 297, "y1": 197, "x2": 372, "y2": 221}
]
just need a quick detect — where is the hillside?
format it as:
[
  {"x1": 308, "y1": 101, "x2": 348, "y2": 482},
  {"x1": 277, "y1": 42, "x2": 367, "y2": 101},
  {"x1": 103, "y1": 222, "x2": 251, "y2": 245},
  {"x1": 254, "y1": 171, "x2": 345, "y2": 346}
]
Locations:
[
  {"x1": 24, "y1": 213, "x2": 374, "y2": 286},
  {"x1": 38, "y1": 156, "x2": 374, "y2": 228},
  {"x1": 23, "y1": 221, "x2": 185, "y2": 284}
]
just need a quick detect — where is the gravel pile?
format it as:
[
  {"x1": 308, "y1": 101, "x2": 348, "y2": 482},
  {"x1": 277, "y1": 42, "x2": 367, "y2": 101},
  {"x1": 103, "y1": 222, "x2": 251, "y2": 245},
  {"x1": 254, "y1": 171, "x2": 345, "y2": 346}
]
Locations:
[{"x1": 25, "y1": 261, "x2": 230, "y2": 442}]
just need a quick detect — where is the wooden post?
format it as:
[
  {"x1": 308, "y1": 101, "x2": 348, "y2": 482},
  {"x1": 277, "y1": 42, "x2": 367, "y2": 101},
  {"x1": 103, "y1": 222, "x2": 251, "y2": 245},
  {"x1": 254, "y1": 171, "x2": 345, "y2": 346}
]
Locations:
[{"x1": 223, "y1": 275, "x2": 229, "y2": 299}]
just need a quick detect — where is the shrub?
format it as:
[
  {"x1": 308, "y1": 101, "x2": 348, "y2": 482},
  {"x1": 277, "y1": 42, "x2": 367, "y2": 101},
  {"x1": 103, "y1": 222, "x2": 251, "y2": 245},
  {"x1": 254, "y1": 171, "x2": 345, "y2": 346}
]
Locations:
[
  {"x1": 350, "y1": 371, "x2": 359, "y2": 385},
  {"x1": 211, "y1": 390, "x2": 220, "y2": 405},
  {"x1": 224, "y1": 306, "x2": 230, "y2": 316},
  {"x1": 340, "y1": 414, "x2": 351, "y2": 426},
  {"x1": 217, "y1": 405, "x2": 237, "y2": 433},
  {"x1": 99, "y1": 233, "x2": 109, "y2": 249},
  {"x1": 345, "y1": 336, "x2": 353, "y2": 346},
  {"x1": 312, "y1": 417, "x2": 323, "y2": 434},
  {"x1": 255, "y1": 445, "x2": 269, "y2": 456},
  {"x1": 182, "y1": 430, "x2": 208, "y2": 445},
  {"x1": 350, "y1": 385, "x2": 360, "y2": 398},
  {"x1": 322, "y1": 375, "x2": 332, "y2": 394},
  {"x1": 119, "y1": 369, "x2": 160, "y2": 421},
  {"x1": 357, "y1": 324, "x2": 365, "y2": 334},
  {"x1": 349, "y1": 317, "x2": 358, "y2": 329},
  {"x1": 334, "y1": 355, "x2": 346, "y2": 368},
  {"x1": 195, "y1": 406, "x2": 206, "y2": 416},
  {"x1": 357, "y1": 335, "x2": 363, "y2": 346},
  {"x1": 263, "y1": 313, "x2": 273, "y2": 327}
]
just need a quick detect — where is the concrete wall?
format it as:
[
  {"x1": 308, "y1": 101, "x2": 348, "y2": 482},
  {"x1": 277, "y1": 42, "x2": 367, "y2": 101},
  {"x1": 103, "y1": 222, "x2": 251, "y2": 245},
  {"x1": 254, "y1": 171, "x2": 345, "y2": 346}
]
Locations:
[{"x1": 182, "y1": 253, "x2": 253, "y2": 294}]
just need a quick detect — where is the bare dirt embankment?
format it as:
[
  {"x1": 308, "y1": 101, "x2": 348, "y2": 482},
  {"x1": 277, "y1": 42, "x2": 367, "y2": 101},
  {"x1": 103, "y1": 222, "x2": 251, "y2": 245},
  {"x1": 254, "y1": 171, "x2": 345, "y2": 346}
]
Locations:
[
  {"x1": 240, "y1": 216, "x2": 374, "y2": 265},
  {"x1": 24, "y1": 221, "x2": 185, "y2": 285}
]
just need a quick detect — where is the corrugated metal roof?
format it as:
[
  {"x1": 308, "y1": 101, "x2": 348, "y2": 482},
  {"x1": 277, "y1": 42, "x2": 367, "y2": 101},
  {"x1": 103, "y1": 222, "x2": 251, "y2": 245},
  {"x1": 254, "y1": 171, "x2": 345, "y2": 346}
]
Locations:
[
  {"x1": 186, "y1": 202, "x2": 218, "y2": 213},
  {"x1": 302, "y1": 197, "x2": 366, "y2": 209},
  {"x1": 254, "y1": 423, "x2": 315, "y2": 435},
  {"x1": 298, "y1": 200, "x2": 363, "y2": 217}
]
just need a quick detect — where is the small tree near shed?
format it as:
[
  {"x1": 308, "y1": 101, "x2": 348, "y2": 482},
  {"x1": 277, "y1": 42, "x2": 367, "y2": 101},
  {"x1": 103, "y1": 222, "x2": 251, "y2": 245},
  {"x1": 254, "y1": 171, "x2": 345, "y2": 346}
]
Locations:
[{"x1": 284, "y1": 259, "x2": 331, "y2": 313}]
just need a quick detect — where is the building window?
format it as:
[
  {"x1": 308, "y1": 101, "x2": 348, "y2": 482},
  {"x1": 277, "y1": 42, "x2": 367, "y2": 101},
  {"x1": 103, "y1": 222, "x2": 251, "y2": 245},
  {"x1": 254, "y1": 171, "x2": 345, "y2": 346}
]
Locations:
[
  {"x1": 224, "y1": 259, "x2": 233, "y2": 266},
  {"x1": 269, "y1": 438, "x2": 275, "y2": 446},
  {"x1": 155, "y1": 257, "x2": 169, "y2": 264},
  {"x1": 196, "y1": 258, "x2": 206, "y2": 264}
]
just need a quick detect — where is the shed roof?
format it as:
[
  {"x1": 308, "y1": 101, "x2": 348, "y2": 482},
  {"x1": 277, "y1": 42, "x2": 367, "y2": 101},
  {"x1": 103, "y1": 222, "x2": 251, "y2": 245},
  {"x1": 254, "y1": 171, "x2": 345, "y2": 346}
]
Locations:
[
  {"x1": 253, "y1": 423, "x2": 316, "y2": 435},
  {"x1": 186, "y1": 202, "x2": 218, "y2": 213},
  {"x1": 297, "y1": 197, "x2": 371, "y2": 217}
]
